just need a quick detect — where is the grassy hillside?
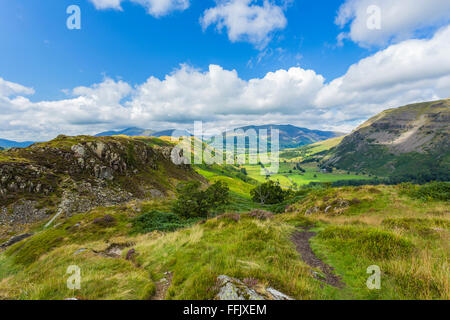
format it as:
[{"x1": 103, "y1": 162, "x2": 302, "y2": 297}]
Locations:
[
  {"x1": 0, "y1": 135, "x2": 204, "y2": 239},
  {"x1": 323, "y1": 99, "x2": 450, "y2": 180},
  {"x1": 1, "y1": 181, "x2": 448, "y2": 300},
  {"x1": 216, "y1": 124, "x2": 342, "y2": 150}
]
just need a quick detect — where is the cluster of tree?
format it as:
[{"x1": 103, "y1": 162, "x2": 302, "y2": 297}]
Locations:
[
  {"x1": 293, "y1": 163, "x2": 306, "y2": 172},
  {"x1": 304, "y1": 171, "x2": 450, "y2": 189},
  {"x1": 172, "y1": 181, "x2": 230, "y2": 218}
]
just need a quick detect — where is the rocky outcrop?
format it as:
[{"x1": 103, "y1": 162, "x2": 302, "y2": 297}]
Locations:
[
  {"x1": 0, "y1": 135, "x2": 202, "y2": 228},
  {"x1": 215, "y1": 275, "x2": 293, "y2": 300},
  {"x1": 0, "y1": 232, "x2": 33, "y2": 250},
  {"x1": 0, "y1": 200, "x2": 50, "y2": 226}
]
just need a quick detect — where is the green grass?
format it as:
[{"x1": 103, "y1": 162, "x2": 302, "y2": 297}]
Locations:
[{"x1": 1, "y1": 181, "x2": 448, "y2": 300}]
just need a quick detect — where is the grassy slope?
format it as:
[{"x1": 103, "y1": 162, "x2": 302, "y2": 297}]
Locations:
[
  {"x1": 323, "y1": 99, "x2": 450, "y2": 177},
  {"x1": 0, "y1": 181, "x2": 448, "y2": 300}
]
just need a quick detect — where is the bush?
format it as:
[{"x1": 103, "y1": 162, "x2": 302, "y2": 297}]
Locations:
[
  {"x1": 410, "y1": 182, "x2": 450, "y2": 201},
  {"x1": 131, "y1": 210, "x2": 195, "y2": 234},
  {"x1": 172, "y1": 181, "x2": 230, "y2": 218},
  {"x1": 250, "y1": 181, "x2": 287, "y2": 205}
]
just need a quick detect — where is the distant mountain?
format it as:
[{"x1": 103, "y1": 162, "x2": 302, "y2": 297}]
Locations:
[
  {"x1": 95, "y1": 127, "x2": 192, "y2": 138},
  {"x1": 0, "y1": 139, "x2": 35, "y2": 148},
  {"x1": 221, "y1": 124, "x2": 343, "y2": 149},
  {"x1": 152, "y1": 129, "x2": 192, "y2": 138},
  {"x1": 322, "y1": 99, "x2": 450, "y2": 181},
  {"x1": 95, "y1": 127, "x2": 155, "y2": 137}
]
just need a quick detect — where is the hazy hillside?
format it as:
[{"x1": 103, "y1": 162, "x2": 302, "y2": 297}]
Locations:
[
  {"x1": 95, "y1": 128, "x2": 192, "y2": 138},
  {"x1": 322, "y1": 99, "x2": 450, "y2": 180},
  {"x1": 0, "y1": 139, "x2": 35, "y2": 149},
  {"x1": 95, "y1": 127, "x2": 155, "y2": 137},
  {"x1": 220, "y1": 124, "x2": 343, "y2": 150}
]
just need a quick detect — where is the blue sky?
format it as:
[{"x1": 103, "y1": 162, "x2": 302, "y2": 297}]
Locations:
[
  {"x1": 1, "y1": 0, "x2": 449, "y2": 140},
  {"x1": 1, "y1": 0, "x2": 366, "y2": 100}
]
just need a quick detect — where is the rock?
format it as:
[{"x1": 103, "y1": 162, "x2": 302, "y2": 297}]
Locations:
[
  {"x1": 73, "y1": 248, "x2": 87, "y2": 255},
  {"x1": 215, "y1": 276, "x2": 293, "y2": 301},
  {"x1": 0, "y1": 233, "x2": 33, "y2": 249},
  {"x1": 216, "y1": 275, "x2": 264, "y2": 300},
  {"x1": 0, "y1": 200, "x2": 49, "y2": 226},
  {"x1": 305, "y1": 207, "x2": 319, "y2": 215},
  {"x1": 71, "y1": 144, "x2": 86, "y2": 158},
  {"x1": 125, "y1": 248, "x2": 136, "y2": 261},
  {"x1": 95, "y1": 242, "x2": 133, "y2": 258},
  {"x1": 246, "y1": 209, "x2": 273, "y2": 220},
  {"x1": 324, "y1": 206, "x2": 332, "y2": 213},
  {"x1": 93, "y1": 215, "x2": 116, "y2": 227},
  {"x1": 266, "y1": 287, "x2": 293, "y2": 300},
  {"x1": 149, "y1": 189, "x2": 164, "y2": 198}
]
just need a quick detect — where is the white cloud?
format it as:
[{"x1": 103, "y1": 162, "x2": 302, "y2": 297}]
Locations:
[
  {"x1": 201, "y1": 0, "x2": 288, "y2": 48},
  {"x1": 0, "y1": 78, "x2": 34, "y2": 97},
  {"x1": 90, "y1": 0, "x2": 125, "y2": 10},
  {"x1": 89, "y1": 0, "x2": 189, "y2": 17},
  {"x1": 130, "y1": 0, "x2": 189, "y2": 17},
  {"x1": 127, "y1": 64, "x2": 324, "y2": 122},
  {"x1": 1, "y1": 25, "x2": 450, "y2": 141},
  {"x1": 336, "y1": 0, "x2": 450, "y2": 47},
  {"x1": 316, "y1": 25, "x2": 450, "y2": 116}
]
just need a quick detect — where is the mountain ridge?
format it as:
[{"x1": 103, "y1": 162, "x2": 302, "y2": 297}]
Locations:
[
  {"x1": 0, "y1": 139, "x2": 35, "y2": 149},
  {"x1": 322, "y1": 98, "x2": 450, "y2": 180}
]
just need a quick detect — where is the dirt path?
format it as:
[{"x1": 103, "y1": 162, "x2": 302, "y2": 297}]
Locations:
[
  {"x1": 291, "y1": 228, "x2": 344, "y2": 288},
  {"x1": 151, "y1": 272, "x2": 173, "y2": 300}
]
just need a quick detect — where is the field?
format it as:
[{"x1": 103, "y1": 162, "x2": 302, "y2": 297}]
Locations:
[
  {"x1": 242, "y1": 162, "x2": 369, "y2": 188},
  {"x1": 239, "y1": 136, "x2": 370, "y2": 188}
]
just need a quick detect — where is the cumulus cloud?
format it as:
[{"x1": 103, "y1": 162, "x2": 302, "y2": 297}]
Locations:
[
  {"x1": 1, "y1": 25, "x2": 450, "y2": 140},
  {"x1": 89, "y1": 0, "x2": 189, "y2": 17},
  {"x1": 0, "y1": 78, "x2": 34, "y2": 97},
  {"x1": 336, "y1": 0, "x2": 450, "y2": 47},
  {"x1": 316, "y1": 25, "x2": 450, "y2": 116},
  {"x1": 127, "y1": 64, "x2": 324, "y2": 122},
  {"x1": 201, "y1": 0, "x2": 289, "y2": 48},
  {"x1": 90, "y1": 0, "x2": 125, "y2": 10}
]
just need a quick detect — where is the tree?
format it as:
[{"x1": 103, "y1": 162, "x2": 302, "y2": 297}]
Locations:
[
  {"x1": 251, "y1": 181, "x2": 286, "y2": 205},
  {"x1": 205, "y1": 180, "x2": 230, "y2": 209},
  {"x1": 172, "y1": 181, "x2": 230, "y2": 218}
]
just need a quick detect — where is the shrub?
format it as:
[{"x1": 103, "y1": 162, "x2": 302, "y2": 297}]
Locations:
[
  {"x1": 250, "y1": 181, "x2": 287, "y2": 205},
  {"x1": 172, "y1": 181, "x2": 230, "y2": 218},
  {"x1": 410, "y1": 182, "x2": 450, "y2": 201},
  {"x1": 131, "y1": 210, "x2": 194, "y2": 234}
]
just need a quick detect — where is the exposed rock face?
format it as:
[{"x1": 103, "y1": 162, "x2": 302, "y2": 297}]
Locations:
[
  {"x1": 215, "y1": 275, "x2": 293, "y2": 300},
  {"x1": 0, "y1": 233, "x2": 33, "y2": 250},
  {"x1": 322, "y1": 99, "x2": 450, "y2": 176},
  {"x1": 0, "y1": 200, "x2": 50, "y2": 226},
  {"x1": 0, "y1": 135, "x2": 203, "y2": 228}
]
